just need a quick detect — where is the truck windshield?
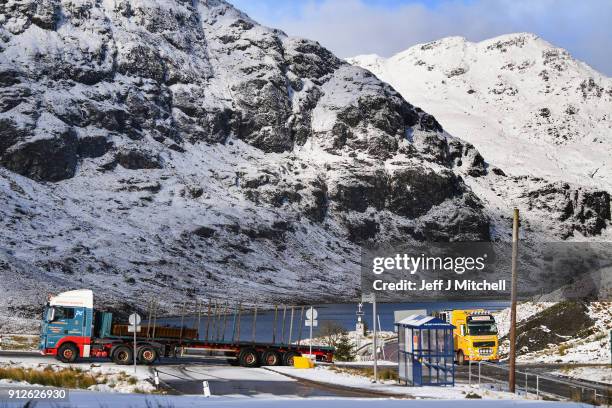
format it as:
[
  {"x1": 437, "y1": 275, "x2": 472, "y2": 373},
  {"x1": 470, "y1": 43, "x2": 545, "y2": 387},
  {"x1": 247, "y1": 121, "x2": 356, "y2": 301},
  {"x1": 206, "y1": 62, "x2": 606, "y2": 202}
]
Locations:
[{"x1": 468, "y1": 322, "x2": 497, "y2": 335}]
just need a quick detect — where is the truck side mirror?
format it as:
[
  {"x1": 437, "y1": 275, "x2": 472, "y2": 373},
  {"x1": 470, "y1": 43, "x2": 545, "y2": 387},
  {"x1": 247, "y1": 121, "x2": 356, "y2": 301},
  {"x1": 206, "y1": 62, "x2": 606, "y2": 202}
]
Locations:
[
  {"x1": 47, "y1": 308, "x2": 55, "y2": 322},
  {"x1": 460, "y1": 325, "x2": 465, "y2": 336}
]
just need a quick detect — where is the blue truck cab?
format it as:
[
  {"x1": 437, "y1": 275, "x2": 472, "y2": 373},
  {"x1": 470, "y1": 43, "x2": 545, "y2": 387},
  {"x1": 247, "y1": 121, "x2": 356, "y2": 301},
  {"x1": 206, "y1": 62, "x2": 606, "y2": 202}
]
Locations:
[{"x1": 40, "y1": 289, "x2": 94, "y2": 362}]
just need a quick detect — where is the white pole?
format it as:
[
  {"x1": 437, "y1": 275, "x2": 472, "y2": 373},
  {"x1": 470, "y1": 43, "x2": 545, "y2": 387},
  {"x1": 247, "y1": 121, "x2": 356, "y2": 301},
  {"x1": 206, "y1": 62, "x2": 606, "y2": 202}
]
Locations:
[
  {"x1": 289, "y1": 306, "x2": 294, "y2": 345},
  {"x1": 373, "y1": 295, "x2": 377, "y2": 383},
  {"x1": 377, "y1": 314, "x2": 385, "y2": 359},
  {"x1": 133, "y1": 319, "x2": 137, "y2": 374},
  {"x1": 309, "y1": 306, "x2": 313, "y2": 357}
]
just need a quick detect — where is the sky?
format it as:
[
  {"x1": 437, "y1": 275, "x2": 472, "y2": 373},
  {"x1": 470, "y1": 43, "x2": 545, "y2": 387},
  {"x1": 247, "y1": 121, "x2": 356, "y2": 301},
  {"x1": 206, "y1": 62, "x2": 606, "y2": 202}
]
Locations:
[{"x1": 229, "y1": 0, "x2": 612, "y2": 76}]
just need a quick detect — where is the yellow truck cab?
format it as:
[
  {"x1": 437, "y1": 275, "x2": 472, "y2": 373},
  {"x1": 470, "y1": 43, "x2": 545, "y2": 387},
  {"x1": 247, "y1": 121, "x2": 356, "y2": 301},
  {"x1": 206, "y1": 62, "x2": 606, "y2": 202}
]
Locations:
[{"x1": 435, "y1": 309, "x2": 499, "y2": 364}]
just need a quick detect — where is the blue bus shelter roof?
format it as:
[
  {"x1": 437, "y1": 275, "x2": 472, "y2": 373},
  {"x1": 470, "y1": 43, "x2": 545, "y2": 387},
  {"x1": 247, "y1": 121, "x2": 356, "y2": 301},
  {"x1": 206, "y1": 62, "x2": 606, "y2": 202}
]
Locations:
[{"x1": 395, "y1": 315, "x2": 454, "y2": 329}]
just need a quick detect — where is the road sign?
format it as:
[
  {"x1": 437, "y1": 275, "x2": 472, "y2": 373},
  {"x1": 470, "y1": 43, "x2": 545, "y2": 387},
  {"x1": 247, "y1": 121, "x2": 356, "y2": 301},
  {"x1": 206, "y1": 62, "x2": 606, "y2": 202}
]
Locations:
[
  {"x1": 129, "y1": 313, "x2": 141, "y2": 326},
  {"x1": 129, "y1": 313, "x2": 141, "y2": 374},
  {"x1": 305, "y1": 320, "x2": 318, "y2": 327},
  {"x1": 305, "y1": 308, "x2": 318, "y2": 320},
  {"x1": 362, "y1": 293, "x2": 375, "y2": 303}
]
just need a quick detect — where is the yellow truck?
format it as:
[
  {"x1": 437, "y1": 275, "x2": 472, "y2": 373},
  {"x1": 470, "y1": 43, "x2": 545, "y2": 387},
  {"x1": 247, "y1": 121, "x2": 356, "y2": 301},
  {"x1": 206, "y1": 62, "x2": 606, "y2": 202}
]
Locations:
[{"x1": 435, "y1": 309, "x2": 499, "y2": 364}]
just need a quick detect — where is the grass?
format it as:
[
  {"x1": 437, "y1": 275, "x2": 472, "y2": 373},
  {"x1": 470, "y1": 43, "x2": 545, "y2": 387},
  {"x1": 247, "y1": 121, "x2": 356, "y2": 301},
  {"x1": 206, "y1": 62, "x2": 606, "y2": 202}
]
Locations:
[
  {"x1": 0, "y1": 366, "x2": 103, "y2": 389},
  {"x1": 329, "y1": 365, "x2": 399, "y2": 381},
  {"x1": 0, "y1": 335, "x2": 39, "y2": 351}
]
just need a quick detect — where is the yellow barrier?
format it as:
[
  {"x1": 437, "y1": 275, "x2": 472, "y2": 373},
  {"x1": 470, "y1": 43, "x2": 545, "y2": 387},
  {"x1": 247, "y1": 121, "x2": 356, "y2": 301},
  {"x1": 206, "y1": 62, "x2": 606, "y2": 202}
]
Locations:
[{"x1": 293, "y1": 356, "x2": 315, "y2": 369}]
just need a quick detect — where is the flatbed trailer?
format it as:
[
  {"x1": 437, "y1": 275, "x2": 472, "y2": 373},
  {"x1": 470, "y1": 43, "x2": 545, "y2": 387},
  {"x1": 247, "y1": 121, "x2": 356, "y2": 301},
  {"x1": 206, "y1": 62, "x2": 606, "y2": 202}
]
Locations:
[{"x1": 39, "y1": 290, "x2": 334, "y2": 367}]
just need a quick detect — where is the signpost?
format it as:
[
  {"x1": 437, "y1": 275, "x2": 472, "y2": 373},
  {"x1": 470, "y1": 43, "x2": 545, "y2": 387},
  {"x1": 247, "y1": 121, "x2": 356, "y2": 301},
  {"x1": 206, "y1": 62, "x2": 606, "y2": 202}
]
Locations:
[
  {"x1": 305, "y1": 307, "x2": 318, "y2": 358},
  {"x1": 128, "y1": 313, "x2": 141, "y2": 374},
  {"x1": 362, "y1": 293, "x2": 377, "y2": 383}
]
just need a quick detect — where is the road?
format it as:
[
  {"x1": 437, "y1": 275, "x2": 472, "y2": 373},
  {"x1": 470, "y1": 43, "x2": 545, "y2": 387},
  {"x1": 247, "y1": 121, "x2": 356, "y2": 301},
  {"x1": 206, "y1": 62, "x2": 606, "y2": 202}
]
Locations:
[{"x1": 0, "y1": 351, "x2": 392, "y2": 399}]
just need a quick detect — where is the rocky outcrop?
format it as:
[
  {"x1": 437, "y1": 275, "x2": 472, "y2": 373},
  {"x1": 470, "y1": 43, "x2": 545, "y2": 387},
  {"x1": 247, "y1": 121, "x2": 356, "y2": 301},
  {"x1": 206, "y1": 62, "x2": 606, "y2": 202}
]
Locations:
[
  {"x1": 526, "y1": 183, "x2": 611, "y2": 238},
  {"x1": 513, "y1": 301, "x2": 595, "y2": 354}
]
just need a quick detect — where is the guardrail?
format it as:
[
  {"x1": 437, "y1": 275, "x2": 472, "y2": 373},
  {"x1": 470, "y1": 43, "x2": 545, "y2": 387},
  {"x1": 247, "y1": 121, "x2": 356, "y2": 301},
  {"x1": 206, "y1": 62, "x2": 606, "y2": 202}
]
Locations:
[{"x1": 468, "y1": 361, "x2": 611, "y2": 405}]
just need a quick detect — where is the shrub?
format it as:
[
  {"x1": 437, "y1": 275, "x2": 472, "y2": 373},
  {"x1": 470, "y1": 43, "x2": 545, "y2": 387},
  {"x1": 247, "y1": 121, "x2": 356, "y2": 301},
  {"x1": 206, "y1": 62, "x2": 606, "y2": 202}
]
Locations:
[{"x1": 0, "y1": 367, "x2": 97, "y2": 389}]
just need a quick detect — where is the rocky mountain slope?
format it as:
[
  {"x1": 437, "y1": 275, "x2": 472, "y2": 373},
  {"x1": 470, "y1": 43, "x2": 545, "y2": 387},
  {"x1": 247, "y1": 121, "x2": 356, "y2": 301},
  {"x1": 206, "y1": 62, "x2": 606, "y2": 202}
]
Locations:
[
  {"x1": 0, "y1": 2, "x2": 609, "y2": 330},
  {"x1": 495, "y1": 301, "x2": 612, "y2": 365},
  {"x1": 349, "y1": 34, "x2": 612, "y2": 241},
  {"x1": 0, "y1": 0, "x2": 493, "y2": 328}
]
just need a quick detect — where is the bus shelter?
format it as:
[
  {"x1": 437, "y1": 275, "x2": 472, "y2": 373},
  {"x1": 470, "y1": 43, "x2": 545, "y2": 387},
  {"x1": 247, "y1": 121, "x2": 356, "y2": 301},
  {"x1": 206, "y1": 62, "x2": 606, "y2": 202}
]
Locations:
[{"x1": 396, "y1": 315, "x2": 455, "y2": 386}]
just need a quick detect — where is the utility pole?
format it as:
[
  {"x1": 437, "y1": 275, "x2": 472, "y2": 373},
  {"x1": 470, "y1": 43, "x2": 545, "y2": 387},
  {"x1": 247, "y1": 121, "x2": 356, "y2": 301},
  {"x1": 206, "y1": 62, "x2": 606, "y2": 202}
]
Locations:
[{"x1": 509, "y1": 208, "x2": 520, "y2": 393}]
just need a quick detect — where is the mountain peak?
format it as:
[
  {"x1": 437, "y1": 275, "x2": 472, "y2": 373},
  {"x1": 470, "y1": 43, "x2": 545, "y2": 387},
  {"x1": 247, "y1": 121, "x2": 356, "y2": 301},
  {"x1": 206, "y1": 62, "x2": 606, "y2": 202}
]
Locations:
[
  {"x1": 349, "y1": 32, "x2": 612, "y2": 211},
  {"x1": 0, "y1": 0, "x2": 496, "y2": 317}
]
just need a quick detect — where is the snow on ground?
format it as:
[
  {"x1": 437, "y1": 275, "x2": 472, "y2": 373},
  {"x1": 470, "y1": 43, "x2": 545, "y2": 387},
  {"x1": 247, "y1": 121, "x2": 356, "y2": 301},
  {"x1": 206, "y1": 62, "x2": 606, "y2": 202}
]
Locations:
[
  {"x1": 516, "y1": 333, "x2": 610, "y2": 365},
  {"x1": 0, "y1": 393, "x2": 593, "y2": 408},
  {"x1": 267, "y1": 365, "x2": 526, "y2": 401},
  {"x1": 520, "y1": 303, "x2": 611, "y2": 365},
  {"x1": 495, "y1": 299, "x2": 610, "y2": 381},
  {"x1": 551, "y1": 366, "x2": 612, "y2": 385},
  {"x1": 493, "y1": 303, "x2": 555, "y2": 339},
  {"x1": 334, "y1": 361, "x2": 397, "y2": 367}
]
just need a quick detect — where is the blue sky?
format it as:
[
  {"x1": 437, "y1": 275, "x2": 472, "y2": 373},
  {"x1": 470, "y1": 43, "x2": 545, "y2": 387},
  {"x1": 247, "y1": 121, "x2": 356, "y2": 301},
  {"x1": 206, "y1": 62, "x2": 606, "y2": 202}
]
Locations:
[{"x1": 229, "y1": 0, "x2": 612, "y2": 76}]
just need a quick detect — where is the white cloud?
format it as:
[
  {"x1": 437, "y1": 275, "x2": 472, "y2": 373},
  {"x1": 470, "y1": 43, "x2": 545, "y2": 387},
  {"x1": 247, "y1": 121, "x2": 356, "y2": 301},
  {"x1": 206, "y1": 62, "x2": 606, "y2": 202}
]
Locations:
[{"x1": 235, "y1": 0, "x2": 612, "y2": 76}]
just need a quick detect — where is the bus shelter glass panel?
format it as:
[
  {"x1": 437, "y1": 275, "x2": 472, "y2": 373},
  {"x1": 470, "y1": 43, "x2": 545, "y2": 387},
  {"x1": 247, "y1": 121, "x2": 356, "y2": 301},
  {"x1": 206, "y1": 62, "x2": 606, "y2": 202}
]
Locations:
[{"x1": 395, "y1": 316, "x2": 454, "y2": 387}]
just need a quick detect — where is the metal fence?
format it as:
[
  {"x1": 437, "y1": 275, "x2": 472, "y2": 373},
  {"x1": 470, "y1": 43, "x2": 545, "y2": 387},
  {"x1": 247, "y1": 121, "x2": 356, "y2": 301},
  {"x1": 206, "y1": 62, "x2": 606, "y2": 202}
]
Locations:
[{"x1": 468, "y1": 361, "x2": 611, "y2": 406}]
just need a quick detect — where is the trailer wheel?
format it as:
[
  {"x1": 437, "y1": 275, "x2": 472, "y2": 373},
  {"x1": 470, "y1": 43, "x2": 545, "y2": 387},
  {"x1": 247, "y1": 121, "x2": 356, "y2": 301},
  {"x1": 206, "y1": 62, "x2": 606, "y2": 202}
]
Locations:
[
  {"x1": 457, "y1": 350, "x2": 466, "y2": 365},
  {"x1": 238, "y1": 348, "x2": 260, "y2": 368},
  {"x1": 282, "y1": 350, "x2": 300, "y2": 366},
  {"x1": 57, "y1": 343, "x2": 78, "y2": 363},
  {"x1": 138, "y1": 346, "x2": 158, "y2": 365},
  {"x1": 262, "y1": 350, "x2": 281, "y2": 366},
  {"x1": 112, "y1": 345, "x2": 133, "y2": 365}
]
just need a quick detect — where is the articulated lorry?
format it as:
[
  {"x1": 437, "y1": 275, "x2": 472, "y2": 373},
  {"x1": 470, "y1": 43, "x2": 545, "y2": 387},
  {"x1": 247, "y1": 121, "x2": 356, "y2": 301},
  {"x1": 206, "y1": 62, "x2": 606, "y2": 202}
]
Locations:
[
  {"x1": 435, "y1": 309, "x2": 499, "y2": 364},
  {"x1": 39, "y1": 289, "x2": 334, "y2": 367}
]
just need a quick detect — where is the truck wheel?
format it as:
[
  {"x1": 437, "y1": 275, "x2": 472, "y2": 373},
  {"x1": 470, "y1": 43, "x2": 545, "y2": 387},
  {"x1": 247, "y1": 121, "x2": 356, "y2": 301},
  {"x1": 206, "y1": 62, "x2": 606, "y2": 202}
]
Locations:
[
  {"x1": 238, "y1": 348, "x2": 260, "y2": 368},
  {"x1": 57, "y1": 343, "x2": 78, "y2": 363},
  {"x1": 112, "y1": 345, "x2": 133, "y2": 365},
  {"x1": 457, "y1": 351, "x2": 466, "y2": 365},
  {"x1": 262, "y1": 350, "x2": 281, "y2": 366},
  {"x1": 138, "y1": 346, "x2": 158, "y2": 365},
  {"x1": 282, "y1": 351, "x2": 300, "y2": 366}
]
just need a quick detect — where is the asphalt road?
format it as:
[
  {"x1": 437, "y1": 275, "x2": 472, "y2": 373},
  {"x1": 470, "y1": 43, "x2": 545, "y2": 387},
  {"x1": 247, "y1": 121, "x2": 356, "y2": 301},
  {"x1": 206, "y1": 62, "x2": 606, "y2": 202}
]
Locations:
[
  {"x1": 154, "y1": 359, "x2": 387, "y2": 397},
  {"x1": 0, "y1": 351, "x2": 392, "y2": 398}
]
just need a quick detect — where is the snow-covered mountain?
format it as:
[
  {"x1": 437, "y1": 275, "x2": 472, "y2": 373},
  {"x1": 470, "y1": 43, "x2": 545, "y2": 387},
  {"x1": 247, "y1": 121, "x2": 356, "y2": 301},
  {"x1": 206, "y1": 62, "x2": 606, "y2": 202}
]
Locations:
[
  {"x1": 348, "y1": 33, "x2": 612, "y2": 191},
  {"x1": 349, "y1": 33, "x2": 611, "y2": 241},
  {"x1": 0, "y1": 2, "x2": 609, "y2": 331},
  {"x1": 0, "y1": 0, "x2": 494, "y2": 328}
]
